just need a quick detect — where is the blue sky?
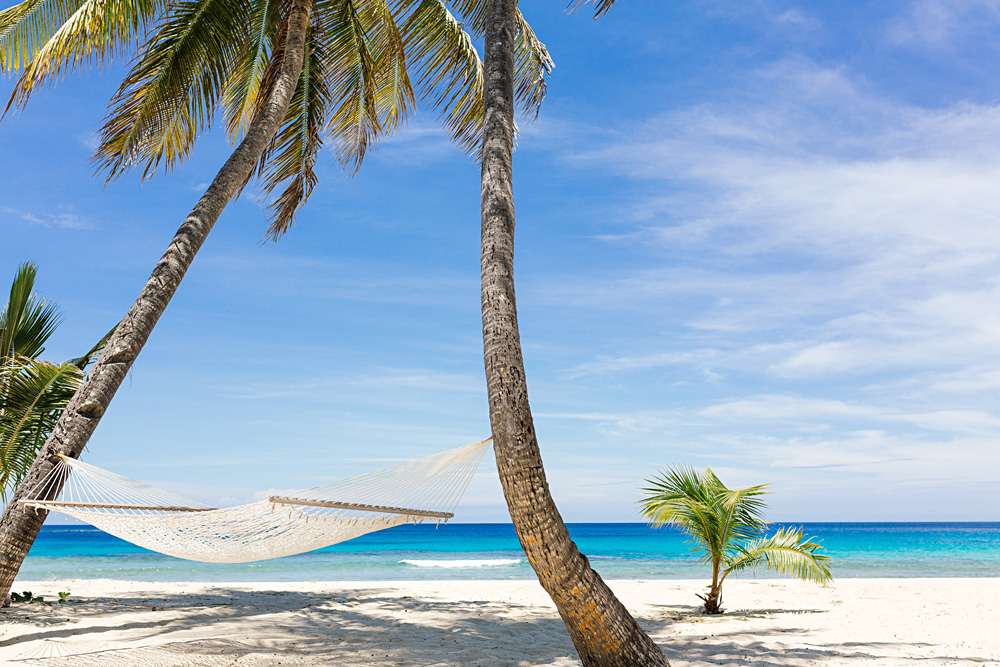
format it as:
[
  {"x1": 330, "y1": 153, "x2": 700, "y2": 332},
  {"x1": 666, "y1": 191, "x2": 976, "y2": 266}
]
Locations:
[{"x1": 3, "y1": 0, "x2": 1000, "y2": 522}]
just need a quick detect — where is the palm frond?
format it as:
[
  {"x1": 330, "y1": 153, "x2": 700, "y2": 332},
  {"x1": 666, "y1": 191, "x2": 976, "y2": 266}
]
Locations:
[
  {"x1": 398, "y1": 0, "x2": 482, "y2": 154},
  {"x1": 639, "y1": 466, "x2": 727, "y2": 562},
  {"x1": 94, "y1": 0, "x2": 246, "y2": 181},
  {"x1": 706, "y1": 469, "x2": 769, "y2": 553},
  {"x1": 0, "y1": 262, "x2": 61, "y2": 362},
  {"x1": 65, "y1": 321, "x2": 118, "y2": 371},
  {"x1": 364, "y1": 0, "x2": 412, "y2": 134},
  {"x1": 2, "y1": 0, "x2": 165, "y2": 110},
  {"x1": 0, "y1": 356, "x2": 82, "y2": 501},
  {"x1": 1, "y1": 0, "x2": 85, "y2": 74},
  {"x1": 221, "y1": 0, "x2": 282, "y2": 140},
  {"x1": 318, "y1": 0, "x2": 380, "y2": 173},
  {"x1": 399, "y1": 0, "x2": 551, "y2": 155},
  {"x1": 723, "y1": 526, "x2": 833, "y2": 584},
  {"x1": 511, "y1": 9, "x2": 552, "y2": 117},
  {"x1": 257, "y1": 22, "x2": 330, "y2": 240},
  {"x1": 566, "y1": 0, "x2": 617, "y2": 18},
  {"x1": 445, "y1": 0, "x2": 485, "y2": 35}
]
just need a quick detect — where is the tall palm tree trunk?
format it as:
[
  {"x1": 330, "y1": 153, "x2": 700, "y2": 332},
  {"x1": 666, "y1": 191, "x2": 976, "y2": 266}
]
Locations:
[
  {"x1": 479, "y1": 1, "x2": 668, "y2": 665},
  {"x1": 0, "y1": 0, "x2": 313, "y2": 604}
]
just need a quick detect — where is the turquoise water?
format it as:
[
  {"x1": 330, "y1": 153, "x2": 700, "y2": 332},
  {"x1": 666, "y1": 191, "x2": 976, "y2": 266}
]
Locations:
[{"x1": 17, "y1": 523, "x2": 1000, "y2": 582}]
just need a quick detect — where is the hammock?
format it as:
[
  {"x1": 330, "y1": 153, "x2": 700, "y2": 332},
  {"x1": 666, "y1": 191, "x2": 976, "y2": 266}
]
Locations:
[{"x1": 18, "y1": 438, "x2": 491, "y2": 564}]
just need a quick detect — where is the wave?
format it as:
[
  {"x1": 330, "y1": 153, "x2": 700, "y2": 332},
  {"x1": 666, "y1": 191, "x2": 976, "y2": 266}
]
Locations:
[{"x1": 399, "y1": 558, "x2": 523, "y2": 568}]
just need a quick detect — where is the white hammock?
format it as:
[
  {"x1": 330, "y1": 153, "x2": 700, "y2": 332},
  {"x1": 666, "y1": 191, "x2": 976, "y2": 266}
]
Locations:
[{"x1": 19, "y1": 438, "x2": 491, "y2": 564}]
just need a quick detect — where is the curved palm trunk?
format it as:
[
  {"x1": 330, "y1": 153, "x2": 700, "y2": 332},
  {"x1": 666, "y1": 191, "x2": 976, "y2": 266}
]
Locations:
[
  {"x1": 479, "y1": 1, "x2": 668, "y2": 664},
  {"x1": 0, "y1": 0, "x2": 313, "y2": 604}
]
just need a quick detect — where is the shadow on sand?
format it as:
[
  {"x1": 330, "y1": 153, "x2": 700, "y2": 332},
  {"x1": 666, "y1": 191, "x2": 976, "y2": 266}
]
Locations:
[{"x1": 0, "y1": 587, "x2": 993, "y2": 666}]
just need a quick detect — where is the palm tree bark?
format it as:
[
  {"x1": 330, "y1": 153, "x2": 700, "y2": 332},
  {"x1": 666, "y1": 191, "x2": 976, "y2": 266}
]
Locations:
[
  {"x1": 0, "y1": 0, "x2": 313, "y2": 604},
  {"x1": 479, "y1": 1, "x2": 668, "y2": 664}
]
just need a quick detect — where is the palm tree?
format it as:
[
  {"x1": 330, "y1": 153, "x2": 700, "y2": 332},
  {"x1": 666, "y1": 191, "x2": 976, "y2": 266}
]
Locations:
[
  {"x1": 640, "y1": 466, "x2": 832, "y2": 614},
  {"x1": 1, "y1": 262, "x2": 111, "y2": 500},
  {"x1": 0, "y1": 0, "x2": 552, "y2": 602},
  {"x1": 478, "y1": 0, "x2": 669, "y2": 664}
]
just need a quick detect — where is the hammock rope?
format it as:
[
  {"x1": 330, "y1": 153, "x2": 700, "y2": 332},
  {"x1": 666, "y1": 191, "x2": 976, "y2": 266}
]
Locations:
[{"x1": 19, "y1": 438, "x2": 492, "y2": 564}]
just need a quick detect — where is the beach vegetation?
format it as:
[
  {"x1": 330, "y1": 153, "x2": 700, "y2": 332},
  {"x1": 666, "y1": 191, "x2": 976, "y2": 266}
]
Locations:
[
  {"x1": 9, "y1": 590, "x2": 42, "y2": 603},
  {"x1": 0, "y1": 263, "x2": 112, "y2": 501},
  {"x1": 0, "y1": 0, "x2": 550, "y2": 604},
  {"x1": 478, "y1": 0, "x2": 668, "y2": 663},
  {"x1": 640, "y1": 466, "x2": 832, "y2": 614},
  {"x1": 57, "y1": 591, "x2": 70, "y2": 603}
]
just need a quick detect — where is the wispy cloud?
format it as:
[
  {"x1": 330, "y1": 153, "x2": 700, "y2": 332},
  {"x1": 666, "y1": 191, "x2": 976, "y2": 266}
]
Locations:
[
  {"x1": 888, "y1": 0, "x2": 1000, "y2": 46},
  {"x1": 543, "y1": 59, "x2": 1000, "y2": 389},
  {"x1": 2, "y1": 206, "x2": 91, "y2": 229},
  {"x1": 218, "y1": 367, "x2": 481, "y2": 400},
  {"x1": 198, "y1": 253, "x2": 473, "y2": 307},
  {"x1": 371, "y1": 119, "x2": 468, "y2": 166},
  {"x1": 706, "y1": 0, "x2": 822, "y2": 34},
  {"x1": 78, "y1": 133, "x2": 100, "y2": 152}
]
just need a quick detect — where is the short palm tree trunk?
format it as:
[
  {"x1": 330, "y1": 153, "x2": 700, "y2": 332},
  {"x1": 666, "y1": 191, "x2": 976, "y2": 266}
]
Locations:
[{"x1": 698, "y1": 586, "x2": 723, "y2": 614}]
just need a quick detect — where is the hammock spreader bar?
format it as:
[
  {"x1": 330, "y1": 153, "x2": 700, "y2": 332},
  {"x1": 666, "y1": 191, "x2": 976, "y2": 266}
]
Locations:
[
  {"x1": 21, "y1": 501, "x2": 215, "y2": 512},
  {"x1": 266, "y1": 496, "x2": 454, "y2": 519}
]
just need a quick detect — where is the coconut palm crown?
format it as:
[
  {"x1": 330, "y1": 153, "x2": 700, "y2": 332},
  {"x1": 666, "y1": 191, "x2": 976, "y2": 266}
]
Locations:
[
  {"x1": 0, "y1": 0, "x2": 552, "y2": 239},
  {"x1": 639, "y1": 466, "x2": 832, "y2": 614}
]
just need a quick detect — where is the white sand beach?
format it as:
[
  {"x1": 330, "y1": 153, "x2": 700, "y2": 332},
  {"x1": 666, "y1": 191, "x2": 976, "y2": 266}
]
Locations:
[{"x1": 0, "y1": 578, "x2": 996, "y2": 666}]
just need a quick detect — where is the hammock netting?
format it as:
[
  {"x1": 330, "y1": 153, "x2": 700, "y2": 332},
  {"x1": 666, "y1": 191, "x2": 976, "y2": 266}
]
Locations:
[{"x1": 19, "y1": 439, "x2": 491, "y2": 563}]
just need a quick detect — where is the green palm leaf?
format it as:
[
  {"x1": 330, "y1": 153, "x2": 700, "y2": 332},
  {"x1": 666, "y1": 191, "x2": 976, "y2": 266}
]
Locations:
[
  {"x1": 400, "y1": 0, "x2": 551, "y2": 155},
  {"x1": 723, "y1": 526, "x2": 833, "y2": 584},
  {"x1": 65, "y1": 322, "x2": 119, "y2": 371},
  {"x1": 222, "y1": 0, "x2": 282, "y2": 140},
  {"x1": 0, "y1": 262, "x2": 60, "y2": 361},
  {"x1": 0, "y1": 0, "x2": 86, "y2": 74},
  {"x1": 257, "y1": 22, "x2": 331, "y2": 240},
  {"x1": 0, "y1": 264, "x2": 115, "y2": 501},
  {"x1": 0, "y1": 356, "x2": 82, "y2": 501},
  {"x1": 1, "y1": 0, "x2": 165, "y2": 110},
  {"x1": 640, "y1": 466, "x2": 726, "y2": 563},
  {"x1": 317, "y1": 0, "x2": 409, "y2": 174},
  {"x1": 511, "y1": 9, "x2": 552, "y2": 117},
  {"x1": 399, "y1": 0, "x2": 483, "y2": 154},
  {"x1": 567, "y1": 0, "x2": 617, "y2": 18},
  {"x1": 707, "y1": 470, "x2": 769, "y2": 555},
  {"x1": 7, "y1": 0, "x2": 550, "y2": 235},
  {"x1": 95, "y1": 0, "x2": 247, "y2": 180}
]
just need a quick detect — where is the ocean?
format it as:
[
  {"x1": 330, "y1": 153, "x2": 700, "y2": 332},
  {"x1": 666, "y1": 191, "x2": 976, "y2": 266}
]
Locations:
[{"x1": 17, "y1": 523, "x2": 1000, "y2": 582}]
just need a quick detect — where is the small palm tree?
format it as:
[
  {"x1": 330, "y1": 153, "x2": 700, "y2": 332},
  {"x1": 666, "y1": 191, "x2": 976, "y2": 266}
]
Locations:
[
  {"x1": 1, "y1": 263, "x2": 111, "y2": 500},
  {"x1": 639, "y1": 466, "x2": 832, "y2": 614}
]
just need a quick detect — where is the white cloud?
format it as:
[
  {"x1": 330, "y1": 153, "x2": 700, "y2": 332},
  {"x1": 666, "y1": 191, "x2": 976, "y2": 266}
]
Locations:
[
  {"x1": 888, "y1": 0, "x2": 1000, "y2": 46},
  {"x1": 1, "y1": 206, "x2": 91, "y2": 229},
  {"x1": 706, "y1": 1, "x2": 822, "y2": 34},
  {"x1": 549, "y1": 59, "x2": 1000, "y2": 387},
  {"x1": 78, "y1": 133, "x2": 100, "y2": 151},
  {"x1": 371, "y1": 119, "x2": 469, "y2": 166},
  {"x1": 219, "y1": 367, "x2": 481, "y2": 400},
  {"x1": 199, "y1": 253, "x2": 473, "y2": 306}
]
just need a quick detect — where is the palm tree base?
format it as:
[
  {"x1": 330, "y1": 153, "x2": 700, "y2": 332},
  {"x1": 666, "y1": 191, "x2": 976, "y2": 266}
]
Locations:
[{"x1": 697, "y1": 588, "x2": 724, "y2": 614}]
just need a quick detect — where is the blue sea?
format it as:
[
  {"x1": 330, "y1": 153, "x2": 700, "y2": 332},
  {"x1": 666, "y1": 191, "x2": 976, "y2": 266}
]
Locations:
[{"x1": 17, "y1": 523, "x2": 1000, "y2": 582}]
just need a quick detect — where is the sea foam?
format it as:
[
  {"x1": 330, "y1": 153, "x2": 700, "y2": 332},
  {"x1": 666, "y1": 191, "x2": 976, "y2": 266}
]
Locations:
[{"x1": 399, "y1": 558, "x2": 523, "y2": 568}]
